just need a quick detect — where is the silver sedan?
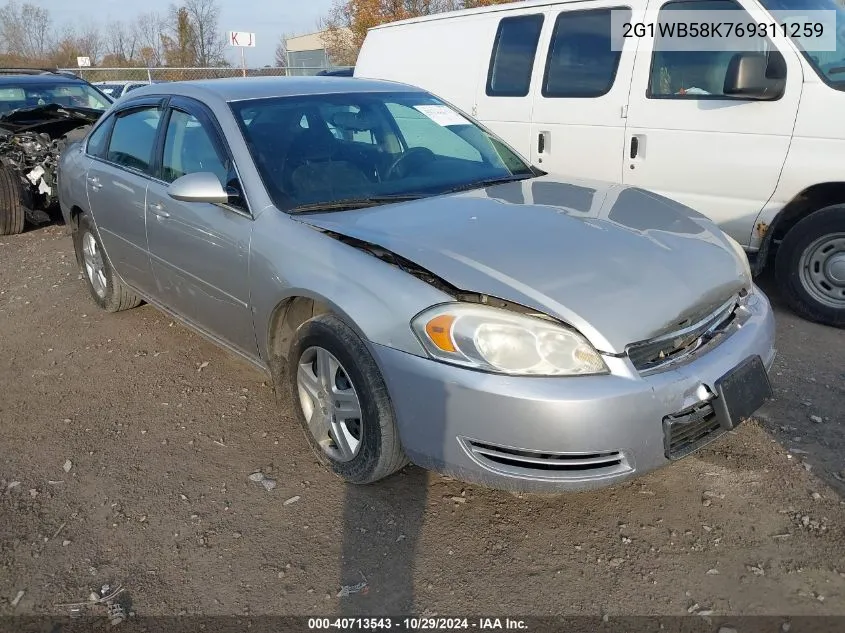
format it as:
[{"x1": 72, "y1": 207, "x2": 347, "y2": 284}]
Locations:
[{"x1": 57, "y1": 77, "x2": 776, "y2": 492}]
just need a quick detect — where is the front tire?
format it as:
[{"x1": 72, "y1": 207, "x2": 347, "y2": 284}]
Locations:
[
  {"x1": 73, "y1": 213, "x2": 142, "y2": 312},
  {"x1": 287, "y1": 314, "x2": 408, "y2": 484},
  {"x1": 775, "y1": 205, "x2": 845, "y2": 328},
  {"x1": 0, "y1": 166, "x2": 25, "y2": 236}
]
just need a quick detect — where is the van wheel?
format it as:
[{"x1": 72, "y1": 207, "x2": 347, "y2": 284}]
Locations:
[
  {"x1": 73, "y1": 212, "x2": 143, "y2": 312},
  {"x1": 0, "y1": 165, "x2": 25, "y2": 235},
  {"x1": 287, "y1": 313, "x2": 408, "y2": 484},
  {"x1": 775, "y1": 205, "x2": 845, "y2": 328}
]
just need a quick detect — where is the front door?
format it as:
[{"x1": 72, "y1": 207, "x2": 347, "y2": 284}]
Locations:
[
  {"x1": 622, "y1": 0, "x2": 803, "y2": 245},
  {"x1": 145, "y1": 101, "x2": 258, "y2": 356}
]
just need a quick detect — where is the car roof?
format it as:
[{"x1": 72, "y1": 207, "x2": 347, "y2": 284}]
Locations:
[
  {"x1": 95, "y1": 80, "x2": 147, "y2": 85},
  {"x1": 123, "y1": 76, "x2": 422, "y2": 103},
  {"x1": 0, "y1": 72, "x2": 86, "y2": 84}
]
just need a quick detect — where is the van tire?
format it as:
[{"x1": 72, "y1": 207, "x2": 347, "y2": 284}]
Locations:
[
  {"x1": 0, "y1": 166, "x2": 25, "y2": 236},
  {"x1": 775, "y1": 205, "x2": 845, "y2": 328}
]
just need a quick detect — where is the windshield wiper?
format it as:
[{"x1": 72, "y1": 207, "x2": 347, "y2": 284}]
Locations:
[
  {"x1": 441, "y1": 174, "x2": 533, "y2": 195},
  {"x1": 828, "y1": 66, "x2": 845, "y2": 75},
  {"x1": 289, "y1": 194, "x2": 426, "y2": 214}
]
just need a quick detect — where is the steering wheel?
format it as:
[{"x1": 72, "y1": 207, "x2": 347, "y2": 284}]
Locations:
[{"x1": 384, "y1": 147, "x2": 436, "y2": 181}]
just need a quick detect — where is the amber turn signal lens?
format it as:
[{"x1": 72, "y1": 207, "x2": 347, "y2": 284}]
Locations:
[{"x1": 424, "y1": 314, "x2": 457, "y2": 353}]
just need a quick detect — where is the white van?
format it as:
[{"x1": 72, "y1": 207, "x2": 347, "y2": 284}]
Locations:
[{"x1": 354, "y1": 0, "x2": 845, "y2": 328}]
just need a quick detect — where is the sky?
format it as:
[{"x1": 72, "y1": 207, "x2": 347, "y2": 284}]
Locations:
[{"x1": 47, "y1": 0, "x2": 336, "y2": 66}]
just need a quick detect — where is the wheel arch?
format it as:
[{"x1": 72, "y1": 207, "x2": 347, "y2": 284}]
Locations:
[
  {"x1": 264, "y1": 291, "x2": 371, "y2": 381},
  {"x1": 756, "y1": 182, "x2": 845, "y2": 273}
]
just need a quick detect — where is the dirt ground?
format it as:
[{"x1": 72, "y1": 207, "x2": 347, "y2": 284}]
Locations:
[{"x1": 1, "y1": 223, "x2": 844, "y2": 623}]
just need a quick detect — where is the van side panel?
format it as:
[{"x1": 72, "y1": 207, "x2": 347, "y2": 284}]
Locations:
[
  {"x1": 750, "y1": 79, "x2": 845, "y2": 248},
  {"x1": 355, "y1": 18, "x2": 490, "y2": 113}
]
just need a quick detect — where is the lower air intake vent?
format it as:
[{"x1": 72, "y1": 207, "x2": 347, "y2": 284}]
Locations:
[
  {"x1": 663, "y1": 400, "x2": 724, "y2": 460},
  {"x1": 460, "y1": 438, "x2": 631, "y2": 480}
]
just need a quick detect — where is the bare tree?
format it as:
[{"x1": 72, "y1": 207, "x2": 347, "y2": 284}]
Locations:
[
  {"x1": 75, "y1": 21, "x2": 103, "y2": 64},
  {"x1": 183, "y1": 0, "x2": 227, "y2": 66},
  {"x1": 133, "y1": 11, "x2": 166, "y2": 66},
  {"x1": 274, "y1": 34, "x2": 288, "y2": 68},
  {"x1": 0, "y1": 0, "x2": 52, "y2": 60},
  {"x1": 106, "y1": 20, "x2": 139, "y2": 64}
]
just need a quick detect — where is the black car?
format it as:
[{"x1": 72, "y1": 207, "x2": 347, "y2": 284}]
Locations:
[{"x1": 0, "y1": 69, "x2": 112, "y2": 235}]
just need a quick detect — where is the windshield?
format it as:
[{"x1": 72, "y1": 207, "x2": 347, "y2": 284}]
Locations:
[
  {"x1": 230, "y1": 91, "x2": 535, "y2": 212},
  {"x1": 0, "y1": 81, "x2": 112, "y2": 113},
  {"x1": 759, "y1": 0, "x2": 845, "y2": 89}
]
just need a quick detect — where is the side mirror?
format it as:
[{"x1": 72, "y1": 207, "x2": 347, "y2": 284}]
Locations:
[
  {"x1": 167, "y1": 172, "x2": 229, "y2": 204},
  {"x1": 723, "y1": 51, "x2": 786, "y2": 100}
]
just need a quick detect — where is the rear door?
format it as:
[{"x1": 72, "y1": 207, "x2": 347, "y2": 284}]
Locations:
[
  {"x1": 84, "y1": 98, "x2": 166, "y2": 294},
  {"x1": 529, "y1": 3, "x2": 638, "y2": 181},
  {"x1": 145, "y1": 97, "x2": 257, "y2": 356}
]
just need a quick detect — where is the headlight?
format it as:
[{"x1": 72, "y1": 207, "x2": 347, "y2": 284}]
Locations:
[
  {"x1": 725, "y1": 234, "x2": 752, "y2": 288},
  {"x1": 411, "y1": 303, "x2": 608, "y2": 376}
]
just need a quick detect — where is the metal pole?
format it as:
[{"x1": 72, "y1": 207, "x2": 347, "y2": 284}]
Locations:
[
  {"x1": 241, "y1": 48, "x2": 246, "y2": 77},
  {"x1": 147, "y1": 67, "x2": 152, "y2": 83}
]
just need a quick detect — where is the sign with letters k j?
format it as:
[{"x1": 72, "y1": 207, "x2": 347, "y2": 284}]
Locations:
[{"x1": 228, "y1": 31, "x2": 256, "y2": 47}]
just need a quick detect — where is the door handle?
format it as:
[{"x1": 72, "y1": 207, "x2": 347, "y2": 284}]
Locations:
[
  {"x1": 630, "y1": 136, "x2": 639, "y2": 159},
  {"x1": 87, "y1": 176, "x2": 102, "y2": 190},
  {"x1": 148, "y1": 202, "x2": 170, "y2": 218},
  {"x1": 538, "y1": 132, "x2": 547, "y2": 154}
]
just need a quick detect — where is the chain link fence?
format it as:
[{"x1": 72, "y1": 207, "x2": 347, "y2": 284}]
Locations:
[{"x1": 59, "y1": 66, "x2": 354, "y2": 84}]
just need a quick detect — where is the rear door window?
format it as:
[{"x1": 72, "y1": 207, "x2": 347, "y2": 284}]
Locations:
[{"x1": 486, "y1": 14, "x2": 545, "y2": 97}]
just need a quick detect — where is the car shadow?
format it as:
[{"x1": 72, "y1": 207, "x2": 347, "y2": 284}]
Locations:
[{"x1": 338, "y1": 465, "x2": 430, "y2": 615}]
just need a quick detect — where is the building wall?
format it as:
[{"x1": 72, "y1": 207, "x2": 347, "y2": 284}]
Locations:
[
  {"x1": 287, "y1": 49, "x2": 331, "y2": 76},
  {"x1": 285, "y1": 29, "x2": 352, "y2": 76}
]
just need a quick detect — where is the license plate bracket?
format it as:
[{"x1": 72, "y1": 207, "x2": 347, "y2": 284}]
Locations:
[{"x1": 712, "y1": 355, "x2": 772, "y2": 430}]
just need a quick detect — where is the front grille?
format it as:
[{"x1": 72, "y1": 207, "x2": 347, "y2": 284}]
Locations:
[
  {"x1": 461, "y1": 438, "x2": 630, "y2": 479},
  {"x1": 627, "y1": 297, "x2": 739, "y2": 374},
  {"x1": 663, "y1": 400, "x2": 723, "y2": 460}
]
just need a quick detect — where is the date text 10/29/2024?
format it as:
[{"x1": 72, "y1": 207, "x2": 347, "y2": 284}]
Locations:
[{"x1": 308, "y1": 618, "x2": 528, "y2": 630}]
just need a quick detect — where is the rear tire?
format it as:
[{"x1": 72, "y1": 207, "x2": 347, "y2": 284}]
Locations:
[
  {"x1": 73, "y1": 212, "x2": 142, "y2": 312},
  {"x1": 775, "y1": 205, "x2": 845, "y2": 328},
  {"x1": 0, "y1": 165, "x2": 25, "y2": 236},
  {"x1": 286, "y1": 313, "x2": 408, "y2": 484}
]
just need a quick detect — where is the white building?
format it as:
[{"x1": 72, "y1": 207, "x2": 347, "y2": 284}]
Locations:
[{"x1": 285, "y1": 29, "x2": 353, "y2": 75}]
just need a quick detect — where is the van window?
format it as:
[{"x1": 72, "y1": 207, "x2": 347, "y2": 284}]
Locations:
[
  {"x1": 486, "y1": 14, "x2": 544, "y2": 97},
  {"x1": 648, "y1": 0, "x2": 775, "y2": 98},
  {"x1": 543, "y1": 8, "x2": 630, "y2": 98}
]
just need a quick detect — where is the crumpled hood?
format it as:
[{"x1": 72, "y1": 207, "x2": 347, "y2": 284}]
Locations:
[
  {"x1": 296, "y1": 176, "x2": 750, "y2": 353},
  {"x1": 0, "y1": 103, "x2": 102, "y2": 137}
]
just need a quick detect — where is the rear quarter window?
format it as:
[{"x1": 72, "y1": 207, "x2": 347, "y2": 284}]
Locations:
[{"x1": 86, "y1": 116, "x2": 113, "y2": 158}]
